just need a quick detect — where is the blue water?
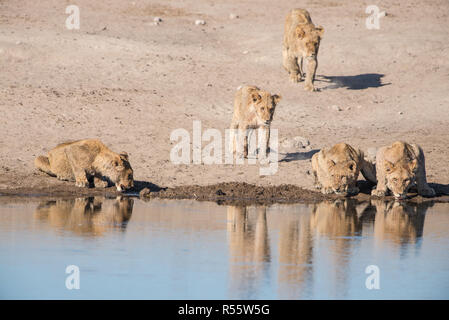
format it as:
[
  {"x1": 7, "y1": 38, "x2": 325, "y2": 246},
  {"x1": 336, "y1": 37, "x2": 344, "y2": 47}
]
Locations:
[{"x1": 0, "y1": 197, "x2": 448, "y2": 299}]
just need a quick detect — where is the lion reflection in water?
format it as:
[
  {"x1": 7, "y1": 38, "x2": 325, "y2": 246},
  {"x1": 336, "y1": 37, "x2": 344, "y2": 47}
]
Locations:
[
  {"x1": 34, "y1": 197, "x2": 134, "y2": 235},
  {"x1": 226, "y1": 199, "x2": 432, "y2": 298},
  {"x1": 372, "y1": 199, "x2": 431, "y2": 245}
]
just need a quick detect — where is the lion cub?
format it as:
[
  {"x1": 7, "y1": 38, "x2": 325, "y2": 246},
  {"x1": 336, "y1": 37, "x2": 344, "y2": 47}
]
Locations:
[
  {"x1": 229, "y1": 86, "x2": 281, "y2": 158},
  {"x1": 312, "y1": 143, "x2": 376, "y2": 195},
  {"x1": 35, "y1": 139, "x2": 134, "y2": 191},
  {"x1": 283, "y1": 9, "x2": 324, "y2": 91},
  {"x1": 371, "y1": 141, "x2": 435, "y2": 199}
]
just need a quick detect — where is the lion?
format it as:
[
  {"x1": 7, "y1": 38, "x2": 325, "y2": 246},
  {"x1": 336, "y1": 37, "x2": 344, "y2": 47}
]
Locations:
[
  {"x1": 371, "y1": 141, "x2": 435, "y2": 199},
  {"x1": 311, "y1": 143, "x2": 376, "y2": 195},
  {"x1": 283, "y1": 9, "x2": 324, "y2": 91},
  {"x1": 229, "y1": 85, "x2": 281, "y2": 158},
  {"x1": 34, "y1": 139, "x2": 134, "y2": 191}
]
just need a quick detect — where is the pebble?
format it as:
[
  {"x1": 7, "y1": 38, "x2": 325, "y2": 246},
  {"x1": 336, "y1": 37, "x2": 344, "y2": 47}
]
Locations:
[
  {"x1": 280, "y1": 136, "x2": 311, "y2": 152},
  {"x1": 242, "y1": 50, "x2": 249, "y2": 54},
  {"x1": 195, "y1": 20, "x2": 206, "y2": 25},
  {"x1": 331, "y1": 105, "x2": 342, "y2": 111},
  {"x1": 366, "y1": 147, "x2": 378, "y2": 162},
  {"x1": 154, "y1": 17, "x2": 162, "y2": 22},
  {"x1": 229, "y1": 13, "x2": 239, "y2": 19}
]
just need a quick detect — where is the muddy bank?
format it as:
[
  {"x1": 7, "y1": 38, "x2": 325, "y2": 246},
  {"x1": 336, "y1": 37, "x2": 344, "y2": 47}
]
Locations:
[
  {"x1": 1, "y1": 172, "x2": 448, "y2": 205},
  {"x1": 143, "y1": 181, "x2": 449, "y2": 206}
]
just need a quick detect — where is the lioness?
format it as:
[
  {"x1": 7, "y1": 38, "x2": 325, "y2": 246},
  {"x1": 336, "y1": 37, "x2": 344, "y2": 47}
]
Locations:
[
  {"x1": 311, "y1": 143, "x2": 376, "y2": 195},
  {"x1": 371, "y1": 141, "x2": 435, "y2": 199},
  {"x1": 283, "y1": 9, "x2": 324, "y2": 91},
  {"x1": 35, "y1": 139, "x2": 134, "y2": 191},
  {"x1": 229, "y1": 85, "x2": 281, "y2": 158}
]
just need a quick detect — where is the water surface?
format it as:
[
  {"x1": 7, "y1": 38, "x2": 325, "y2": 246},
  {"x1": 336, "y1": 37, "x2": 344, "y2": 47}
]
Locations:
[{"x1": 0, "y1": 196, "x2": 448, "y2": 299}]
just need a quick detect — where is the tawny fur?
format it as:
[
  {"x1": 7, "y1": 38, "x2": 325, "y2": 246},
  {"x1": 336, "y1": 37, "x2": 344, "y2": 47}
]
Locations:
[
  {"x1": 311, "y1": 142, "x2": 376, "y2": 195},
  {"x1": 229, "y1": 85, "x2": 281, "y2": 158},
  {"x1": 371, "y1": 141, "x2": 435, "y2": 199},
  {"x1": 283, "y1": 9, "x2": 324, "y2": 91},
  {"x1": 34, "y1": 139, "x2": 134, "y2": 191}
]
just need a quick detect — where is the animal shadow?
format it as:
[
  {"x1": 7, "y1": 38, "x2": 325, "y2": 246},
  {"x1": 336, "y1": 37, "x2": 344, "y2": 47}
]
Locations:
[
  {"x1": 280, "y1": 149, "x2": 320, "y2": 163},
  {"x1": 319, "y1": 73, "x2": 390, "y2": 90},
  {"x1": 131, "y1": 180, "x2": 165, "y2": 193},
  {"x1": 428, "y1": 183, "x2": 449, "y2": 197}
]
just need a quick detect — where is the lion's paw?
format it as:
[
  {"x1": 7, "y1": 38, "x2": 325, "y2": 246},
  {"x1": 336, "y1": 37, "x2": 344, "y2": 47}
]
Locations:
[
  {"x1": 304, "y1": 83, "x2": 315, "y2": 92},
  {"x1": 371, "y1": 189, "x2": 387, "y2": 197},
  {"x1": 75, "y1": 180, "x2": 89, "y2": 188},
  {"x1": 321, "y1": 187, "x2": 334, "y2": 195}
]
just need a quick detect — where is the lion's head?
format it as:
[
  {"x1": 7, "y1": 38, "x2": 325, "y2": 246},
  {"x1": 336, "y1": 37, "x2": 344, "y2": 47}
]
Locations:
[
  {"x1": 111, "y1": 152, "x2": 134, "y2": 192},
  {"x1": 250, "y1": 90, "x2": 281, "y2": 125},
  {"x1": 384, "y1": 159, "x2": 418, "y2": 199},
  {"x1": 326, "y1": 159, "x2": 358, "y2": 195},
  {"x1": 295, "y1": 24, "x2": 324, "y2": 58}
]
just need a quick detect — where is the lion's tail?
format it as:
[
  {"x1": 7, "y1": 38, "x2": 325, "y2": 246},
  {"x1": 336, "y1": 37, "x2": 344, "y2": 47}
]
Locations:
[{"x1": 34, "y1": 155, "x2": 55, "y2": 176}]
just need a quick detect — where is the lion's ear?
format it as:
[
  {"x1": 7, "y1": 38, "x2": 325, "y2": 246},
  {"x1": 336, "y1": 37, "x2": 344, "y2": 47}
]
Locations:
[
  {"x1": 251, "y1": 92, "x2": 262, "y2": 103},
  {"x1": 272, "y1": 94, "x2": 282, "y2": 105},
  {"x1": 315, "y1": 25, "x2": 324, "y2": 37},
  {"x1": 119, "y1": 152, "x2": 129, "y2": 161},
  {"x1": 295, "y1": 26, "x2": 306, "y2": 39},
  {"x1": 384, "y1": 160, "x2": 394, "y2": 173},
  {"x1": 409, "y1": 159, "x2": 418, "y2": 173}
]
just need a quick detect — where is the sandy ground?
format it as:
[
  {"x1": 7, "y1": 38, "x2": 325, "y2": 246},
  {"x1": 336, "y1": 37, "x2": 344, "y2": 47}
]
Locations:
[{"x1": 0, "y1": 0, "x2": 448, "y2": 196}]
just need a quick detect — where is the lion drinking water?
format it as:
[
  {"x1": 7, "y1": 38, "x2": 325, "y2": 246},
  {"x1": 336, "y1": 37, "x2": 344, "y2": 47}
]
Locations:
[
  {"x1": 311, "y1": 143, "x2": 376, "y2": 195},
  {"x1": 35, "y1": 139, "x2": 134, "y2": 192},
  {"x1": 371, "y1": 141, "x2": 435, "y2": 199}
]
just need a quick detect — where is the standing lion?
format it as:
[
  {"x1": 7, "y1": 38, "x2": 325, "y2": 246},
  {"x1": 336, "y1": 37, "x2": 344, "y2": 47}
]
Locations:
[{"x1": 283, "y1": 9, "x2": 324, "y2": 91}]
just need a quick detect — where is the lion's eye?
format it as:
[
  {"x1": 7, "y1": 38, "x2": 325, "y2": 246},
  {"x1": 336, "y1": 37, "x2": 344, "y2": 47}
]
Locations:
[{"x1": 392, "y1": 178, "x2": 398, "y2": 182}]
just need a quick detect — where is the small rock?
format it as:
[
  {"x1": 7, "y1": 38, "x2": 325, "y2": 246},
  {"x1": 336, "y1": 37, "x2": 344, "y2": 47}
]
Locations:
[
  {"x1": 293, "y1": 136, "x2": 310, "y2": 147},
  {"x1": 366, "y1": 147, "x2": 378, "y2": 162},
  {"x1": 15, "y1": 40, "x2": 21, "y2": 45},
  {"x1": 153, "y1": 21, "x2": 160, "y2": 26},
  {"x1": 242, "y1": 50, "x2": 249, "y2": 54},
  {"x1": 216, "y1": 189, "x2": 226, "y2": 196},
  {"x1": 280, "y1": 136, "x2": 311, "y2": 153},
  {"x1": 331, "y1": 105, "x2": 342, "y2": 111},
  {"x1": 154, "y1": 17, "x2": 162, "y2": 22},
  {"x1": 398, "y1": 111, "x2": 403, "y2": 115},
  {"x1": 139, "y1": 188, "x2": 151, "y2": 197},
  {"x1": 229, "y1": 13, "x2": 239, "y2": 19},
  {"x1": 195, "y1": 20, "x2": 206, "y2": 25}
]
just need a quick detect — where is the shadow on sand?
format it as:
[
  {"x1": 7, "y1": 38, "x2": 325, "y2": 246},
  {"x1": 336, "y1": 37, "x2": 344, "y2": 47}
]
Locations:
[
  {"x1": 280, "y1": 149, "x2": 320, "y2": 163},
  {"x1": 319, "y1": 73, "x2": 390, "y2": 90},
  {"x1": 131, "y1": 180, "x2": 165, "y2": 193}
]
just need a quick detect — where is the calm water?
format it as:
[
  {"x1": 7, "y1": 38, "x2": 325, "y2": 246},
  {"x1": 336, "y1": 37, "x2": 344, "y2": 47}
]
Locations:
[{"x1": 0, "y1": 196, "x2": 448, "y2": 299}]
